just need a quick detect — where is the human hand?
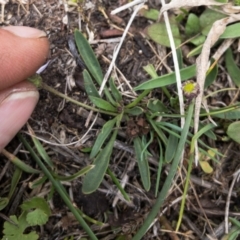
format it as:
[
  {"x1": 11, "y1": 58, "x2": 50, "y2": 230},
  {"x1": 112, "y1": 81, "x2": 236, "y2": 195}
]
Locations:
[{"x1": 0, "y1": 26, "x2": 49, "y2": 151}]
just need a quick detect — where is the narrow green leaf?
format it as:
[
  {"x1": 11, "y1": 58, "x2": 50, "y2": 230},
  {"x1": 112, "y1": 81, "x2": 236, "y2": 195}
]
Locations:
[
  {"x1": 225, "y1": 48, "x2": 240, "y2": 87},
  {"x1": 229, "y1": 217, "x2": 240, "y2": 228},
  {"x1": 89, "y1": 96, "x2": 117, "y2": 112},
  {"x1": 212, "y1": 107, "x2": 240, "y2": 119},
  {"x1": 74, "y1": 30, "x2": 116, "y2": 105},
  {"x1": 187, "y1": 44, "x2": 203, "y2": 57},
  {"x1": 82, "y1": 130, "x2": 118, "y2": 194},
  {"x1": 29, "y1": 176, "x2": 48, "y2": 189},
  {"x1": 155, "y1": 139, "x2": 163, "y2": 197},
  {"x1": 220, "y1": 22, "x2": 240, "y2": 39},
  {"x1": 31, "y1": 134, "x2": 53, "y2": 168},
  {"x1": 125, "y1": 106, "x2": 144, "y2": 116},
  {"x1": 107, "y1": 168, "x2": 130, "y2": 201},
  {"x1": 134, "y1": 65, "x2": 196, "y2": 91},
  {"x1": 190, "y1": 123, "x2": 216, "y2": 153},
  {"x1": 54, "y1": 165, "x2": 95, "y2": 181},
  {"x1": 133, "y1": 103, "x2": 194, "y2": 240},
  {"x1": 147, "y1": 117, "x2": 167, "y2": 145},
  {"x1": 199, "y1": 122, "x2": 217, "y2": 140},
  {"x1": 18, "y1": 134, "x2": 98, "y2": 239},
  {"x1": 2, "y1": 149, "x2": 40, "y2": 174},
  {"x1": 205, "y1": 60, "x2": 218, "y2": 88},
  {"x1": 143, "y1": 64, "x2": 158, "y2": 78},
  {"x1": 165, "y1": 132, "x2": 179, "y2": 163},
  {"x1": 83, "y1": 69, "x2": 101, "y2": 98},
  {"x1": 147, "y1": 99, "x2": 168, "y2": 113},
  {"x1": 134, "y1": 137, "x2": 151, "y2": 191},
  {"x1": 74, "y1": 30, "x2": 103, "y2": 85},
  {"x1": 11, "y1": 158, "x2": 40, "y2": 174},
  {"x1": 228, "y1": 229, "x2": 240, "y2": 240},
  {"x1": 0, "y1": 198, "x2": 9, "y2": 211},
  {"x1": 109, "y1": 77, "x2": 122, "y2": 102},
  {"x1": 90, "y1": 117, "x2": 117, "y2": 159},
  {"x1": 8, "y1": 167, "x2": 22, "y2": 200}
]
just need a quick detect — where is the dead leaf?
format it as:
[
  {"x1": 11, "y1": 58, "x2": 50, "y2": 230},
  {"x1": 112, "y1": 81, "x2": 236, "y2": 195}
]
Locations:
[{"x1": 160, "y1": 0, "x2": 226, "y2": 16}]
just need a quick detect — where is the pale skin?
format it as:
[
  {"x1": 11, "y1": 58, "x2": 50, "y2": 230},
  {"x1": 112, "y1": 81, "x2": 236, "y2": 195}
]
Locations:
[{"x1": 0, "y1": 26, "x2": 49, "y2": 151}]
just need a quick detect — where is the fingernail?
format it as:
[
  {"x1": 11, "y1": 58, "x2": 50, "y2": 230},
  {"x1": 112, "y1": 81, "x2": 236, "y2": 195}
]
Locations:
[
  {"x1": 0, "y1": 90, "x2": 39, "y2": 151},
  {"x1": 1, "y1": 90, "x2": 39, "y2": 105},
  {"x1": 2, "y1": 26, "x2": 47, "y2": 38}
]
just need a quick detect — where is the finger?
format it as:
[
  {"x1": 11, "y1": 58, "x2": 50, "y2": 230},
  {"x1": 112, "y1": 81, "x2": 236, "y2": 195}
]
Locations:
[
  {"x1": 0, "y1": 81, "x2": 39, "y2": 151},
  {"x1": 0, "y1": 26, "x2": 49, "y2": 90}
]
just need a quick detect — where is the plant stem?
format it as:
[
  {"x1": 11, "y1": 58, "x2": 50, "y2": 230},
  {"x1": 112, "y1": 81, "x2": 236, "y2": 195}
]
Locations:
[
  {"x1": 125, "y1": 89, "x2": 151, "y2": 109},
  {"x1": 41, "y1": 82, "x2": 117, "y2": 116},
  {"x1": 132, "y1": 102, "x2": 194, "y2": 240},
  {"x1": 19, "y1": 134, "x2": 98, "y2": 240}
]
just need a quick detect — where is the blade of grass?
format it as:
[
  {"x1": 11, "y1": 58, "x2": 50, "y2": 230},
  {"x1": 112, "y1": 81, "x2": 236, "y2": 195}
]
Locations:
[
  {"x1": 107, "y1": 168, "x2": 130, "y2": 202},
  {"x1": 134, "y1": 136, "x2": 151, "y2": 191},
  {"x1": 90, "y1": 117, "x2": 118, "y2": 159},
  {"x1": 82, "y1": 129, "x2": 118, "y2": 194},
  {"x1": 27, "y1": 125, "x2": 53, "y2": 168},
  {"x1": 41, "y1": 83, "x2": 118, "y2": 116},
  {"x1": 132, "y1": 102, "x2": 194, "y2": 239},
  {"x1": 134, "y1": 65, "x2": 196, "y2": 91},
  {"x1": 54, "y1": 165, "x2": 95, "y2": 181},
  {"x1": 89, "y1": 96, "x2": 117, "y2": 112},
  {"x1": 155, "y1": 139, "x2": 163, "y2": 197},
  {"x1": 109, "y1": 77, "x2": 122, "y2": 102},
  {"x1": 74, "y1": 30, "x2": 116, "y2": 105},
  {"x1": 18, "y1": 134, "x2": 98, "y2": 240},
  {"x1": 83, "y1": 69, "x2": 101, "y2": 98},
  {"x1": 176, "y1": 123, "x2": 215, "y2": 231},
  {"x1": 1, "y1": 149, "x2": 41, "y2": 174}
]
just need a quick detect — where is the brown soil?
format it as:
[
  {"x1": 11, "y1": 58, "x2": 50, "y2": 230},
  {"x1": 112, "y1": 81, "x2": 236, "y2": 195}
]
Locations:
[{"x1": 1, "y1": 1, "x2": 240, "y2": 240}]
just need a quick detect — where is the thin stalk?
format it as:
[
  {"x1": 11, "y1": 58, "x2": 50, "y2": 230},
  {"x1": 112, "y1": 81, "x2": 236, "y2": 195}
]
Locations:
[
  {"x1": 42, "y1": 83, "x2": 118, "y2": 116},
  {"x1": 107, "y1": 168, "x2": 130, "y2": 202},
  {"x1": 176, "y1": 153, "x2": 193, "y2": 231},
  {"x1": 18, "y1": 134, "x2": 98, "y2": 240},
  {"x1": 125, "y1": 89, "x2": 151, "y2": 109},
  {"x1": 132, "y1": 102, "x2": 194, "y2": 239}
]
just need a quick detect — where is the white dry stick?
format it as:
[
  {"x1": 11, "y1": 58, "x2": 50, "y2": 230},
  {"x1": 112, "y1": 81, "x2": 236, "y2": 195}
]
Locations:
[
  {"x1": 98, "y1": 2, "x2": 145, "y2": 95},
  {"x1": 194, "y1": 18, "x2": 229, "y2": 166},
  {"x1": 160, "y1": 0, "x2": 185, "y2": 128},
  {"x1": 160, "y1": 0, "x2": 226, "y2": 16},
  {"x1": 225, "y1": 169, "x2": 240, "y2": 233},
  {"x1": 0, "y1": 0, "x2": 8, "y2": 23},
  {"x1": 111, "y1": 0, "x2": 146, "y2": 15}
]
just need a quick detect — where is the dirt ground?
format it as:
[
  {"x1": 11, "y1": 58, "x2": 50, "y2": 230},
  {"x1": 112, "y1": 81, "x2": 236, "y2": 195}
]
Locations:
[{"x1": 1, "y1": 0, "x2": 240, "y2": 240}]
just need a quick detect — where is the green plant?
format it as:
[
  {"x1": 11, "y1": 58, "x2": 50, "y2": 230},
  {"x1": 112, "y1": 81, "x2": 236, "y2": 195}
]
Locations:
[
  {"x1": 2, "y1": 197, "x2": 50, "y2": 240},
  {"x1": 24, "y1": 4, "x2": 240, "y2": 238}
]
